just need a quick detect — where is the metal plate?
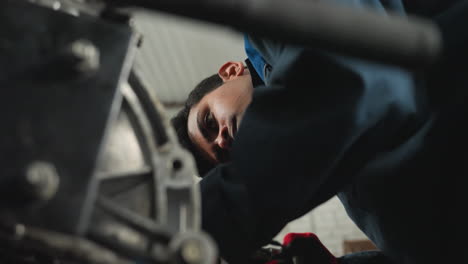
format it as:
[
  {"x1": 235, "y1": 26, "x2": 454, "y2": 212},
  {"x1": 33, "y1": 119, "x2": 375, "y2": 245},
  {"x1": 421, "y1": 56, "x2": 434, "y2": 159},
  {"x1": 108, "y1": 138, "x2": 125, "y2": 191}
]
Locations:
[{"x1": 0, "y1": 0, "x2": 136, "y2": 235}]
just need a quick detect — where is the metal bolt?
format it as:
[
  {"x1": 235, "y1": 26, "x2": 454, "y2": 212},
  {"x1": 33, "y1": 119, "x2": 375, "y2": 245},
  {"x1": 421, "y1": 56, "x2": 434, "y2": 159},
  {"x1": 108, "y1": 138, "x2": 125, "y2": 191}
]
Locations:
[
  {"x1": 25, "y1": 161, "x2": 60, "y2": 201},
  {"x1": 181, "y1": 239, "x2": 202, "y2": 264},
  {"x1": 69, "y1": 39, "x2": 100, "y2": 74},
  {"x1": 52, "y1": 1, "x2": 61, "y2": 10},
  {"x1": 14, "y1": 224, "x2": 26, "y2": 240},
  {"x1": 170, "y1": 232, "x2": 217, "y2": 264}
]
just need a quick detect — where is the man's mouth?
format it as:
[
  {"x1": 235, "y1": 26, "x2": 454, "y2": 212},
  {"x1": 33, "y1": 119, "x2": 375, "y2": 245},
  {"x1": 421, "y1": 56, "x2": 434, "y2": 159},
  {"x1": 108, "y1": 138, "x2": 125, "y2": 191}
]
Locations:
[{"x1": 215, "y1": 148, "x2": 231, "y2": 163}]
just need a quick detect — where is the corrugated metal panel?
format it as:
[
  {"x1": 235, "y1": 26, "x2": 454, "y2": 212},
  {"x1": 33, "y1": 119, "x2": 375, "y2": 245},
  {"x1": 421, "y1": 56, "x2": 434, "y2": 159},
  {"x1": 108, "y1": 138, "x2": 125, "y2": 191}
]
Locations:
[{"x1": 132, "y1": 11, "x2": 246, "y2": 104}]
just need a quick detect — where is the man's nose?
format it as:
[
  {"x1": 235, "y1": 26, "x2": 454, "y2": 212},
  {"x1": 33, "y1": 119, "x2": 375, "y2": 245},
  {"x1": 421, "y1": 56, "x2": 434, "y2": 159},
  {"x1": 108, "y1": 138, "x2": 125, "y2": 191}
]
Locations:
[{"x1": 215, "y1": 125, "x2": 231, "y2": 150}]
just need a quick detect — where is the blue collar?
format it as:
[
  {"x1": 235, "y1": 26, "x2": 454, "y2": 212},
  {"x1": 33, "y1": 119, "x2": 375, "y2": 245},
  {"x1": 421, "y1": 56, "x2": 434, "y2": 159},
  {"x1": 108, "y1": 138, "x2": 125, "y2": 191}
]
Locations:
[{"x1": 244, "y1": 35, "x2": 267, "y2": 83}]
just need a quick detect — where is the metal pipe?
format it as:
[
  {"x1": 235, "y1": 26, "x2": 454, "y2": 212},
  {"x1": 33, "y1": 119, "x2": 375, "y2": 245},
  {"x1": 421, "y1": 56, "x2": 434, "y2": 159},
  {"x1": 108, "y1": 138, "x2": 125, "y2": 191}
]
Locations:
[{"x1": 110, "y1": 0, "x2": 442, "y2": 68}]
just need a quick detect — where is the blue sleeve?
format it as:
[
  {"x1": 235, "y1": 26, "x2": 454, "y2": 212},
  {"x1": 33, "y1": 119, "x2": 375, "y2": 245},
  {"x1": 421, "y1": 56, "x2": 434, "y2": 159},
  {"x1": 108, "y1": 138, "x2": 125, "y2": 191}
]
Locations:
[
  {"x1": 200, "y1": 0, "x2": 428, "y2": 262},
  {"x1": 244, "y1": 35, "x2": 266, "y2": 82}
]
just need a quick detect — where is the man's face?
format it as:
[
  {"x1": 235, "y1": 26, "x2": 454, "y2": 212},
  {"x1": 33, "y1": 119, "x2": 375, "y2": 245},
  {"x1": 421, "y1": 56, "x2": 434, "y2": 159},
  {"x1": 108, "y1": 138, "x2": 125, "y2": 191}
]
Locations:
[{"x1": 187, "y1": 73, "x2": 253, "y2": 164}]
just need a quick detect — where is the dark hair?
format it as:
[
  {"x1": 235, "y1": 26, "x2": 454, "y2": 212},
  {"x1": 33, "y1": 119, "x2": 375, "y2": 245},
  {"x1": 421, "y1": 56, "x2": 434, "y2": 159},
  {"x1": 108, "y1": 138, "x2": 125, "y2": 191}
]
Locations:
[{"x1": 171, "y1": 73, "x2": 224, "y2": 177}]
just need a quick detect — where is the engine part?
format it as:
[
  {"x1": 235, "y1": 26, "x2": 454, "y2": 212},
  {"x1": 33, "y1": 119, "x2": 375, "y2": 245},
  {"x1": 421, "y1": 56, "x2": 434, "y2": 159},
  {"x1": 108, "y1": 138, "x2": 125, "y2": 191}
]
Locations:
[{"x1": 0, "y1": 1, "x2": 212, "y2": 263}]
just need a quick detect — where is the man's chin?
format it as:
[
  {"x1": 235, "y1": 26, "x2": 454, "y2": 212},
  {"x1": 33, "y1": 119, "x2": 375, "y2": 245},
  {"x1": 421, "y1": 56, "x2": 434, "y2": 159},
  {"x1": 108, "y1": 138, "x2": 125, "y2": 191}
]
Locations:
[{"x1": 217, "y1": 150, "x2": 231, "y2": 164}]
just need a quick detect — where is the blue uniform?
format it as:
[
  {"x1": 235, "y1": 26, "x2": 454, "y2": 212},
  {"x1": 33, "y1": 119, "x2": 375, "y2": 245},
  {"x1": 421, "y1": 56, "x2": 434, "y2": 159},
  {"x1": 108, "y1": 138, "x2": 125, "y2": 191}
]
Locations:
[{"x1": 200, "y1": 1, "x2": 468, "y2": 263}]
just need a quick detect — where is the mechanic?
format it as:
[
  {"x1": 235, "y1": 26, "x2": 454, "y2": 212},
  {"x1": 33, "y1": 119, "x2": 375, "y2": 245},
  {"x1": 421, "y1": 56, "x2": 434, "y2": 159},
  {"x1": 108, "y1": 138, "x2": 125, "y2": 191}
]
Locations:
[{"x1": 172, "y1": 0, "x2": 468, "y2": 263}]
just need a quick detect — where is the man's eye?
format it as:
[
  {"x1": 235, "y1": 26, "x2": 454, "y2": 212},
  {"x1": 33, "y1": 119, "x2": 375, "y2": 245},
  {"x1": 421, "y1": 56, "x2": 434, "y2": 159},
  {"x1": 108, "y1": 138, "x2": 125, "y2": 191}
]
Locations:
[{"x1": 205, "y1": 112, "x2": 218, "y2": 131}]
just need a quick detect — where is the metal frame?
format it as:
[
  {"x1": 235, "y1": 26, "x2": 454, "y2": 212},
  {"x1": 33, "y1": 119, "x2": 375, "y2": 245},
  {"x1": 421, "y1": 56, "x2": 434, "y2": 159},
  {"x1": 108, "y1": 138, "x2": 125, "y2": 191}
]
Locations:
[{"x1": 0, "y1": 1, "x2": 213, "y2": 263}]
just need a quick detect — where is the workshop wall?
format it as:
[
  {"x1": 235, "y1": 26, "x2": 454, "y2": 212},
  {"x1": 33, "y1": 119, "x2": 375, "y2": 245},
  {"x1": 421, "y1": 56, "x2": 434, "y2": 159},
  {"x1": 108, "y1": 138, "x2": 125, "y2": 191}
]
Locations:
[{"x1": 132, "y1": 11, "x2": 246, "y2": 105}]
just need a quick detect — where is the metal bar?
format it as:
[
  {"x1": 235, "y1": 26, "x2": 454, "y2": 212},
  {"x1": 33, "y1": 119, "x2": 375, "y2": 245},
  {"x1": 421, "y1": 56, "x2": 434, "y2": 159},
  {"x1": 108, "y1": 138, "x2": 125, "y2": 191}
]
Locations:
[
  {"x1": 96, "y1": 196, "x2": 171, "y2": 243},
  {"x1": 0, "y1": 223, "x2": 132, "y2": 264},
  {"x1": 110, "y1": 0, "x2": 442, "y2": 68},
  {"x1": 121, "y1": 82, "x2": 157, "y2": 164},
  {"x1": 128, "y1": 70, "x2": 170, "y2": 147},
  {"x1": 87, "y1": 228, "x2": 160, "y2": 264}
]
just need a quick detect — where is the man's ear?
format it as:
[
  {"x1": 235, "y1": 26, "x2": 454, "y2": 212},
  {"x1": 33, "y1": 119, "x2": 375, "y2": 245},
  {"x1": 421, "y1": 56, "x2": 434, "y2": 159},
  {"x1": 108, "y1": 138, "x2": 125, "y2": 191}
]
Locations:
[{"x1": 218, "y1": 61, "x2": 245, "y2": 81}]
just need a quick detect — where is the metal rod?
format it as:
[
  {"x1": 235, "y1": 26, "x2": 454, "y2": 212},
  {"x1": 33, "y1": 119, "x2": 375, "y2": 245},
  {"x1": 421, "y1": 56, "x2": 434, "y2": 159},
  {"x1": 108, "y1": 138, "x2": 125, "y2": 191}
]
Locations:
[
  {"x1": 96, "y1": 196, "x2": 171, "y2": 243},
  {"x1": 0, "y1": 223, "x2": 132, "y2": 264},
  {"x1": 110, "y1": 0, "x2": 442, "y2": 68},
  {"x1": 128, "y1": 71, "x2": 170, "y2": 147}
]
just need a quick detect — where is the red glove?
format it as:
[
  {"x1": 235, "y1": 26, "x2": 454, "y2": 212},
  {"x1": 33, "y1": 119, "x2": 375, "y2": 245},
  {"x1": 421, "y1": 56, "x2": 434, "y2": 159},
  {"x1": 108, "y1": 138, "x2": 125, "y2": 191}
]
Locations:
[{"x1": 265, "y1": 233, "x2": 338, "y2": 264}]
